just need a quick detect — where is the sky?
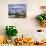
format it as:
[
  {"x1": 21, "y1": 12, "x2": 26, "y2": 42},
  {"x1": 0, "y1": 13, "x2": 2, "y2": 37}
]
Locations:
[{"x1": 8, "y1": 4, "x2": 26, "y2": 14}]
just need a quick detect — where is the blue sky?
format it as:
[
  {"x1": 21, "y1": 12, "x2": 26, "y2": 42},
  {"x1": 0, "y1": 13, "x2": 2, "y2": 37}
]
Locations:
[{"x1": 8, "y1": 4, "x2": 26, "y2": 14}]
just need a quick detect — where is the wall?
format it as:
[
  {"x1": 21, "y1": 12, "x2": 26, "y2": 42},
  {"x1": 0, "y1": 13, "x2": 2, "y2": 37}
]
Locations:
[{"x1": 0, "y1": 0, "x2": 46, "y2": 38}]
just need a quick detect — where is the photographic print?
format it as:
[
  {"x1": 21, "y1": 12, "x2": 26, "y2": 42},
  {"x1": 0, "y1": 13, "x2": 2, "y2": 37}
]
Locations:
[{"x1": 8, "y1": 4, "x2": 26, "y2": 18}]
